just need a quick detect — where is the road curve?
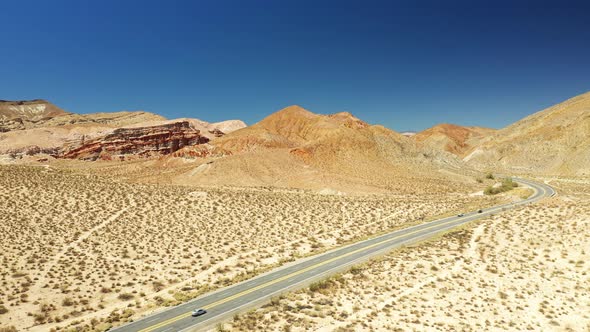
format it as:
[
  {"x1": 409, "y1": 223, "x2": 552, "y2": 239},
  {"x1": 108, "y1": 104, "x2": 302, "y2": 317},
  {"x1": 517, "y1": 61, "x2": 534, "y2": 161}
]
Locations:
[{"x1": 113, "y1": 178, "x2": 555, "y2": 332}]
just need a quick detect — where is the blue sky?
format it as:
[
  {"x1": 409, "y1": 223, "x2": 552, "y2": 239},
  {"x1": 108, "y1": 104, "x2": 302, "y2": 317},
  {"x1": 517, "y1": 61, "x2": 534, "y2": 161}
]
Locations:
[{"x1": 1, "y1": 0, "x2": 589, "y2": 131}]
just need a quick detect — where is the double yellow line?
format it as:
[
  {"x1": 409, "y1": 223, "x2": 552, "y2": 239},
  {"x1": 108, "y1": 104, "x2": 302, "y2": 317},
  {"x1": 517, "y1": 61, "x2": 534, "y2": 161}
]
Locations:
[{"x1": 140, "y1": 182, "x2": 543, "y2": 332}]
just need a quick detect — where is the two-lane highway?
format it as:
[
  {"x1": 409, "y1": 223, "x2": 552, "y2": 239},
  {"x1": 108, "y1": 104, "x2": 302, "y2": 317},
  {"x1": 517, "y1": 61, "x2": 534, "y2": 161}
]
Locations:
[{"x1": 114, "y1": 178, "x2": 554, "y2": 332}]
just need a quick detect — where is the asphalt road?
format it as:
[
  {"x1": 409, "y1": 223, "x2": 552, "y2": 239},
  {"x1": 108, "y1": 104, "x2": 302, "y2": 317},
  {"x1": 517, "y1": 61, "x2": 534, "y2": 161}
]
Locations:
[{"x1": 113, "y1": 178, "x2": 555, "y2": 332}]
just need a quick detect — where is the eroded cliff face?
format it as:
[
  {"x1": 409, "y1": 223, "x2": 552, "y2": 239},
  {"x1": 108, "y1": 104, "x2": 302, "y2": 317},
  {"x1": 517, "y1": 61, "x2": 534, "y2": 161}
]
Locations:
[{"x1": 61, "y1": 121, "x2": 209, "y2": 160}]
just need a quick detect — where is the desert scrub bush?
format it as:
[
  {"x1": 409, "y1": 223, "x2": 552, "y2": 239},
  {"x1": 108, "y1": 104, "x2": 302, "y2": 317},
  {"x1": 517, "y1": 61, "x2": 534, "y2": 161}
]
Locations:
[
  {"x1": 309, "y1": 277, "x2": 339, "y2": 295},
  {"x1": 485, "y1": 173, "x2": 495, "y2": 180},
  {"x1": 118, "y1": 293, "x2": 135, "y2": 301},
  {"x1": 0, "y1": 327, "x2": 17, "y2": 332},
  {"x1": 349, "y1": 266, "x2": 364, "y2": 275},
  {"x1": 152, "y1": 281, "x2": 165, "y2": 292},
  {"x1": 61, "y1": 297, "x2": 75, "y2": 306},
  {"x1": 0, "y1": 305, "x2": 8, "y2": 314},
  {"x1": 484, "y1": 178, "x2": 519, "y2": 195},
  {"x1": 309, "y1": 280, "x2": 329, "y2": 292}
]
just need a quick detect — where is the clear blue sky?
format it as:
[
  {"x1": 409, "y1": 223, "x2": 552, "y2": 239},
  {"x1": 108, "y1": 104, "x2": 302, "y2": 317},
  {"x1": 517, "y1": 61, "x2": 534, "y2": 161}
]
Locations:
[{"x1": 1, "y1": 0, "x2": 589, "y2": 131}]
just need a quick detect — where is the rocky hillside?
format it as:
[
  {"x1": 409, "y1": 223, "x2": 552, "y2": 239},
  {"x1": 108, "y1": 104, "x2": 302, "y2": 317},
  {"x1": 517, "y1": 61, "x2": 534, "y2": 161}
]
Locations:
[
  {"x1": 163, "y1": 105, "x2": 466, "y2": 193},
  {"x1": 0, "y1": 99, "x2": 169, "y2": 132},
  {"x1": 465, "y1": 91, "x2": 590, "y2": 176},
  {"x1": 0, "y1": 99, "x2": 68, "y2": 131},
  {"x1": 0, "y1": 99, "x2": 246, "y2": 160},
  {"x1": 62, "y1": 121, "x2": 209, "y2": 161},
  {"x1": 42, "y1": 111, "x2": 167, "y2": 128},
  {"x1": 414, "y1": 123, "x2": 495, "y2": 157},
  {"x1": 212, "y1": 106, "x2": 413, "y2": 161}
]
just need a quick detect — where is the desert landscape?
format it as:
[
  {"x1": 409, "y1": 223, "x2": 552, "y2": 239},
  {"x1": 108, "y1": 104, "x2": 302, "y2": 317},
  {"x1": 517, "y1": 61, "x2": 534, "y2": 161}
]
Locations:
[
  {"x1": 0, "y1": 163, "x2": 507, "y2": 332},
  {"x1": 2, "y1": 3, "x2": 589, "y2": 331},
  {"x1": 1, "y1": 90, "x2": 589, "y2": 331},
  {"x1": 224, "y1": 178, "x2": 590, "y2": 331}
]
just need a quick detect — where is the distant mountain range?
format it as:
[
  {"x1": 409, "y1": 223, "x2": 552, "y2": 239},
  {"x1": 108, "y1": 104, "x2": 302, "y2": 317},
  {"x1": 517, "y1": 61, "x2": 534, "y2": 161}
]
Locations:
[{"x1": 1, "y1": 90, "x2": 588, "y2": 184}]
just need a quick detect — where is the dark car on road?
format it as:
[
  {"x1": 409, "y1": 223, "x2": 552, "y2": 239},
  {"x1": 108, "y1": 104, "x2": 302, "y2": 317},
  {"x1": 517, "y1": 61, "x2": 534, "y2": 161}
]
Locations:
[
  {"x1": 457, "y1": 213, "x2": 464, "y2": 217},
  {"x1": 192, "y1": 309, "x2": 207, "y2": 317},
  {"x1": 478, "y1": 209, "x2": 483, "y2": 213}
]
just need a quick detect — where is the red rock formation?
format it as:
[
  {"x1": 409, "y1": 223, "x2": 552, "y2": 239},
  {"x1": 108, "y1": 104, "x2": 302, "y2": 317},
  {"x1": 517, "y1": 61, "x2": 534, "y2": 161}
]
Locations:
[{"x1": 61, "y1": 121, "x2": 209, "y2": 160}]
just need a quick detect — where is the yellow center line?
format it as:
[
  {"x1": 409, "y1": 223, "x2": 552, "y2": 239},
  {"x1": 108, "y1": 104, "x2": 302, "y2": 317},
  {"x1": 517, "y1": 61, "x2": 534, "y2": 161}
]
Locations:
[{"x1": 139, "y1": 182, "x2": 541, "y2": 332}]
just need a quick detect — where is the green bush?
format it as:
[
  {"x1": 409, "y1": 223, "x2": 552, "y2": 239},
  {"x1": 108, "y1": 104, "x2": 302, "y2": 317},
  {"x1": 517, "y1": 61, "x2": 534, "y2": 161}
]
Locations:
[
  {"x1": 485, "y1": 173, "x2": 495, "y2": 180},
  {"x1": 484, "y1": 178, "x2": 518, "y2": 195},
  {"x1": 502, "y1": 178, "x2": 518, "y2": 188}
]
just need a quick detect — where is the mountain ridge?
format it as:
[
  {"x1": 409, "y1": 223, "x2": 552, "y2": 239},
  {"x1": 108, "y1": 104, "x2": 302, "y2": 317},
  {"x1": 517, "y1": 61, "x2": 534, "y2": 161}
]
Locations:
[{"x1": 464, "y1": 91, "x2": 590, "y2": 176}]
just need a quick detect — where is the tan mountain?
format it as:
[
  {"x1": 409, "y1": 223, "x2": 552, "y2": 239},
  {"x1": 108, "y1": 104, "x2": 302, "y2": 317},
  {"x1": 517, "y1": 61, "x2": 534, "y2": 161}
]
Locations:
[
  {"x1": 0, "y1": 99, "x2": 68, "y2": 131},
  {"x1": 465, "y1": 91, "x2": 590, "y2": 176},
  {"x1": 413, "y1": 123, "x2": 496, "y2": 157},
  {"x1": 0, "y1": 99, "x2": 68, "y2": 120},
  {"x1": 42, "y1": 111, "x2": 167, "y2": 127},
  {"x1": 0, "y1": 98, "x2": 168, "y2": 132},
  {"x1": 163, "y1": 105, "x2": 467, "y2": 193},
  {"x1": 210, "y1": 106, "x2": 410, "y2": 159}
]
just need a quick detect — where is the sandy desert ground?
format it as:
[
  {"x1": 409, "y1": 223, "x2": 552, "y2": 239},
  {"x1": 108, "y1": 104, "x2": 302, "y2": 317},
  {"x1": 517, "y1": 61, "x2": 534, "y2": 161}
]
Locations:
[
  {"x1": 0, "y1": 165, "x2": 505, "y2": 332},
  {"x1": 224, "y1": 179, "x2": 590, "y2": 332}
]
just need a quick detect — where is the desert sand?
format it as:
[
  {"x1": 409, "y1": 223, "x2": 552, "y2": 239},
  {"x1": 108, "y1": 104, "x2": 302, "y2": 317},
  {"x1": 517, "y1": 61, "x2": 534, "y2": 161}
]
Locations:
[
  {"x1": 0, "y1": 165, "x2": 503, "y2": 331},
  {"x1": 224, "y1": 179, "x2": 590, "y2": 331}
]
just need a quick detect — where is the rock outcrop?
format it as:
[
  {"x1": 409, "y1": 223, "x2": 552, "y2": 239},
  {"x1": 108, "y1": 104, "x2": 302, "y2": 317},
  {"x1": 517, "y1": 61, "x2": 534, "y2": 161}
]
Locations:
[
  {"x1": 208, "y1": 120, "x2": 247, "y2": 134},
  {"x1": 61, "y1": 121, "x2": 209, "y2": 160}
]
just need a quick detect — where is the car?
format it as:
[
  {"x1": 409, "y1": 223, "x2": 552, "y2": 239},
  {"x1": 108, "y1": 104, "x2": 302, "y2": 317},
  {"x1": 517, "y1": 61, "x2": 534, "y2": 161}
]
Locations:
[
  {"x1": 192, "y1": 309, "x2": 207, "y2": 317},
  {"x1": 477, "y1": 209, "x2": 483, "y2": 213},
  {"x1": 457, "y1": 213, "x2": 464, "y2": 217}
]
